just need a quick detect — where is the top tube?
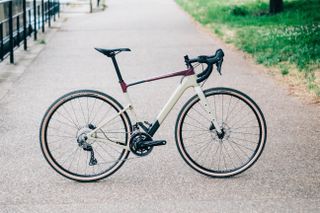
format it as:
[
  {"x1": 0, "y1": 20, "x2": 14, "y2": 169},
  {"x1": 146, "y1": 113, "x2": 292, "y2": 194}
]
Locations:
[{"x1": 120, "y1": 68, "x2": 195, "y2": 93}]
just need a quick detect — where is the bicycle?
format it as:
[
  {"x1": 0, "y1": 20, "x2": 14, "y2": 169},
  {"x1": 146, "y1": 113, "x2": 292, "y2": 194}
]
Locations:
[{"x1": 39, "y1": 48, "x2": 267, "y2": 182}]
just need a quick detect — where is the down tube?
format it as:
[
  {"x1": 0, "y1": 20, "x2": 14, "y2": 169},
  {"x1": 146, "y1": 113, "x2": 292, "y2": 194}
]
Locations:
[{"x1": 148, "y1": 76, "x2": 197, "y2": 136}]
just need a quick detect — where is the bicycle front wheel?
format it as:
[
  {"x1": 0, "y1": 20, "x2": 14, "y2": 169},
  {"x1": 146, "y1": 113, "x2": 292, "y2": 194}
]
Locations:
[
  {"x1": 40, "y1": 90, "x2": 131, "y2": 182},
  {"x1": 175, "y1": 87, "x2": 267, "y2": 177}
]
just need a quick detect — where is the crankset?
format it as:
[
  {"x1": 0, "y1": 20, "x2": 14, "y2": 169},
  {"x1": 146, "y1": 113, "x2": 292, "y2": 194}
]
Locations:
[{"x1": 129, "y1": 132, "x2": 166, "y2": 157}]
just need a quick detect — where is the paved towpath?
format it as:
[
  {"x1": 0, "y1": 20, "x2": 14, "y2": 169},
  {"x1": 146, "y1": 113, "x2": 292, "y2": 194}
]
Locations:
[{"x1": 0, "y1": 0, "x2": 319, "y2": 212}]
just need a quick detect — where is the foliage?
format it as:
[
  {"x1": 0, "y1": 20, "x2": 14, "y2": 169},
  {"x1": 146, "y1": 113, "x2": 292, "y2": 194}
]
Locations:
[{"x1": 176, "y1": 0, "x2": 320, "y2": 96}]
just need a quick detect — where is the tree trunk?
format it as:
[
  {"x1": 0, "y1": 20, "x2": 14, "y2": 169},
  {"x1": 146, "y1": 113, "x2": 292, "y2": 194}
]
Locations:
[{"x1": 270, "y1": 0, "x2": 284, "y2": 14}]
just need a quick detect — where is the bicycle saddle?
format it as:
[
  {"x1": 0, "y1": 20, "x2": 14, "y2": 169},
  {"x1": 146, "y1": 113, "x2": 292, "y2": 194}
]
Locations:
[{"x1": 95, "y1": 48, "x2": 131, "y2": 57}]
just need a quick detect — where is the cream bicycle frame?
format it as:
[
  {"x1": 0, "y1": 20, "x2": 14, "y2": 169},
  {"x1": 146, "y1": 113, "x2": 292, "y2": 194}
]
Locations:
[{"x1": 86, "y1": 74, "x2": 222, "y2": 150}]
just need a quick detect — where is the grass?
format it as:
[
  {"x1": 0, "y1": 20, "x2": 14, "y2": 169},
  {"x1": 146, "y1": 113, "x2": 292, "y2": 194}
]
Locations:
[
  {"x1": 176, "y1": 0, "x2": 320, "y2": 97},
  {"x1": 38, "y1": 39, "x2": 46, "y2": 45}
]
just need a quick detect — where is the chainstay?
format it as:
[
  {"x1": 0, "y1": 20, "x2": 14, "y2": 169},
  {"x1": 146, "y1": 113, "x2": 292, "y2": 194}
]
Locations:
[{"x1": 94, "y1": 153, "x2": 143, "y2": 165}]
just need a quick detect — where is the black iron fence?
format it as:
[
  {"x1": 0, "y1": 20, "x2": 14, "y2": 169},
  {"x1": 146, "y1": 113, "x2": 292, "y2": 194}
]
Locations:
[
  {"x1": 59, "y1": 0, "x2": 104, "y2": 13},
  {"x1": 0, "y1": 0, "x2": 60, "y2": 63}
]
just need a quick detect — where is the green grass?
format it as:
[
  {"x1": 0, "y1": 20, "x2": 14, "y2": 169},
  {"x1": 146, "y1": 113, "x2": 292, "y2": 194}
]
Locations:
[
  {"x1": 176, "y1": 0, "x2": 320, "y2": 96},
  {"x1": 38, "y1": 39, "x2": 46, "y2": 45}
]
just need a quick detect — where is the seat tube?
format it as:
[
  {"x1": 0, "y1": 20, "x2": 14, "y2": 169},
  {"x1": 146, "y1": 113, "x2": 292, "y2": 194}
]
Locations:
[
  {"x1": 124, "y1": 91, "x2": 139, "y2": 124},
  {"x1": 194, "y1": 86, "x2": 222, "y2": 134}
]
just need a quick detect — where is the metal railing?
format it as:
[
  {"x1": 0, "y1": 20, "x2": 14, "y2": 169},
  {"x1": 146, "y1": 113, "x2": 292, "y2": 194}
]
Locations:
[
  {"x1": 0, "y1": 0, "x2": 60, "y2": 63},
  {"x1": 59, "y1": 0, "x2": 105, "y2": 13}
]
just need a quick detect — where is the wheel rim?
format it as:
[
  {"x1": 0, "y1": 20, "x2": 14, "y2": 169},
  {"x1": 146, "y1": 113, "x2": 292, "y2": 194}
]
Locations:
[
  {"x1": 177, "y1": 89, "x2": 266, "y2": 176},
  {"x1": 41, "y1": 91, "x2": 130, "y2": 180}
]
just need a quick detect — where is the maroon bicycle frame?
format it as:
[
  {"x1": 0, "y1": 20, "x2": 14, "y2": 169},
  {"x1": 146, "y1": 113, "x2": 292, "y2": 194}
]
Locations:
[{"x1": 120, "y1": 68, "x2": 195, "y2": 93}]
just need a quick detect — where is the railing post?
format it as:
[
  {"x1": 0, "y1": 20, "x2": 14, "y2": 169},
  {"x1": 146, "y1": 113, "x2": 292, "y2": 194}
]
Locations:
[
  {"x1": 58, "y1": 0, "x2": 60, "y2": 18},
  {"x1": 33, "y1": 0, "x2": 37, "y2": 40},
  {"x1": 42, "y1": 0, "x2": 45, "y2": 32},
  {"x1": 38, "y1": 5, "x2": 41, "y2": 30},
  {"x1": 90, "y1": 0, "x2": 93, "y2": 13},
  {"x1": 0, "y1": 23, "x2": 3, "y2": 61},
  {"x1": 17, "y1": 16, "x2": 20, "y2": 47},
  {"x1": 28, "y1": 10, "x2": 32, "y2": 36},
  {"x1": 23, "y1": 0, "x2": 27, "y2": 50},
  {"x1": 48, "y1": 0, "x2": 51, "y2": 27},
  {"x1": 9, "y1": 0, "x2": 14, "y2": 64},
  {"x1": 53, "y1": 0, "x2": 56, "y2": 21}
]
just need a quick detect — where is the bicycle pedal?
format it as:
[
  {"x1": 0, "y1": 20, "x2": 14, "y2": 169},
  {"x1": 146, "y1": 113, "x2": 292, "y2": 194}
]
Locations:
[{"x1": 140, "y1": 140, "x2": 167, "y2": 148}]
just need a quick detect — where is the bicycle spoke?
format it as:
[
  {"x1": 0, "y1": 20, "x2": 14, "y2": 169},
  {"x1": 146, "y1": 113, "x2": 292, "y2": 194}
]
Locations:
[
  {"x1": 228, "y1": 136, "x2": 258, "y2": 145},
  {"x1": 221, "y1": 94, "x2": 224, "y2": 124},
  {"x1": 224, "y1": 95, "x2": 233, "y2": 123},
  {"x1": 183, "y1": 122, "x2": 208, "y2": 131},
  {"x1": 228, "y1": 139, "x2": 253, "y2": 155},
  {"x1": 51, "y1": 117, "x2": 78, "y2": 130},
  {"x1": 195, "y1": 141, "x2": 212, "y2": 164},
  {"x1": 177, "y1": 88, "x2": 266, "y2": 177},
  {"x1": 88, "y1": 97, "x2": 97, "y2": 124},
  {"x1": 182, "y1": 129, "x2": 208, "y2": 132},
  {"x1": 67, "y1": 147, "x2": 80, "y2": 171},
  {"x1": 86, "y1": 97, "x2": 90, "y2": 125},
  {"x1": 56, "y1": 108, "x2": 80, "y2": 130},
  {"x1": 47, "y1": 125, "x2": 75, "y2": 137},
  {"x1": 89, "y1": 99, "x2": 105, "y2": 124},
  {"x1": 230, "y1": 116, "x2": 257, "y2": 131},
  {"x1": 227, "y1": 140, "x2": 244, "y2": 166},
  {"x1": 41, "y1": 91, "x2": 131, "y2": 180},
  {"x1": 183, "y1": 131, "x2": 210, "y2": 140},
  {"x1": 47, "y1": 134, "x2": 75, "y2": 139},
  {"x1": 96, "y1": 106, "x2": 113, "y2": 127},
  {"x1": 231, "y1": 125, "x2": 259, "y2": 130},
  {"x1": 222, "y1": 142, "x2": 236, "y2": 170},
  {"x1": 210, "y1": 143, "x2": 220, "y2": 169},
  {"x1": 77, "y1": 98, "x2": 88, "y2": 126},
  {"x1": 184, "y1": 137, "x2": 213, "y2": 148},
  {"x1": 191, "y1": 106, "x2": 211, "y2": 122},
  {"x1": 186, "y1": 114, "x2": 209, "y2": 130},
  {"x1": 95, "y1": 142, "x2": 120, "y2": 160},
  {"x1": 224, "y1": 98, "x2": 241, "y2": 124}
]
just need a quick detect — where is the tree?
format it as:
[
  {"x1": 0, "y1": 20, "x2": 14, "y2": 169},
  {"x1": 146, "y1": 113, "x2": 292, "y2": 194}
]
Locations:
[{"x1": 270, "y1": 0, "x2": 284, "y2": 14}]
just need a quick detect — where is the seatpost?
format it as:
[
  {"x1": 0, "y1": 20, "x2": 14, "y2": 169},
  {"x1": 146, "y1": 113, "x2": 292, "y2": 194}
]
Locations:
[{"x1": 110, "y1": 55, "x2": 124, "y2": 83}]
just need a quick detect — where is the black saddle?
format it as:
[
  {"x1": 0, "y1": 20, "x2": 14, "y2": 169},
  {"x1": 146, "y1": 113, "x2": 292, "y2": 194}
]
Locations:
[{"x1": 95, "y1": 48, "x2": 131, "y2": 57}]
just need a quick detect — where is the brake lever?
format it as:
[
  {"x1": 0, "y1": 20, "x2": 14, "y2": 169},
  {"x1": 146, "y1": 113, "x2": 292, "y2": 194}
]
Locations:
[{"x1": 216, "y1": 59, "x2": 223, "y2": 75}]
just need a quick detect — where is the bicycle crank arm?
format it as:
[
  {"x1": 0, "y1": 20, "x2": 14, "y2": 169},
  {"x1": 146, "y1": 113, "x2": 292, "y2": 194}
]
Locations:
[{"x1": 139, "y1": 140, "x2": 167, "y2": 148}]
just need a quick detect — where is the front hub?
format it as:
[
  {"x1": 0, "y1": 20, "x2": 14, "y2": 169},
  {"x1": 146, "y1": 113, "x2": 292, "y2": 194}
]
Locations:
[
  {"x1": 209, "y1": 122, "x2": 231, "y2": 141},
  {"x1": 217, "y1": 129, "x2": 225, "y2": 140}
]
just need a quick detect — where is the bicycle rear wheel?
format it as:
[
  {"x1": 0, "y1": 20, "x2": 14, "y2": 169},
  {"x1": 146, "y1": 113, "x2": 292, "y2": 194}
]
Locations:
[
  {"x1": 40, "y1": 90, "x2": 131, "y2": 182},
  {"x1": 175, "y1": 87, "x2": 267, "y2": 177}
]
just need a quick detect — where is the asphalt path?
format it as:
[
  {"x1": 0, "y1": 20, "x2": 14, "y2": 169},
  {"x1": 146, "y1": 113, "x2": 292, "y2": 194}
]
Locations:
[{"x1": 0, "y1": 0, "x2": 319, "y2": 212}]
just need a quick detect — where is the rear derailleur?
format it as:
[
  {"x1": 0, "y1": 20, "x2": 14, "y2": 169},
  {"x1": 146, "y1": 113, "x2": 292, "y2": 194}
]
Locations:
[{"x1": 77, "y1": 124, "x2": 97, "y2": 166}]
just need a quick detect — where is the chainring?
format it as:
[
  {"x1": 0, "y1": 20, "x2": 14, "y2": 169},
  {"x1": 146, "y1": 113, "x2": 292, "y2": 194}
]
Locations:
[{"x1": 129, "y1": 132, "x2": 153, "y2": 157}]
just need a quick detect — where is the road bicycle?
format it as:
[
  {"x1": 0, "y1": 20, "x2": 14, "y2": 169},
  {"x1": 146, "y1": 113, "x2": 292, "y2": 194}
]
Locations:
[{"x1": 39, "y1": 48, "x2": 267, "y2": 182}]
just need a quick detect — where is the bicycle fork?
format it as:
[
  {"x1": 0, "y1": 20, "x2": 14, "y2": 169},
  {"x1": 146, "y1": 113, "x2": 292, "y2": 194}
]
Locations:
[{"x1": 194, "y1": 86, "x2": 222, "y2": 135}]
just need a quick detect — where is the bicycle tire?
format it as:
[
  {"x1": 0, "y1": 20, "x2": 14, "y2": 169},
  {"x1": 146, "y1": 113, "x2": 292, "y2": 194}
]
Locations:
[
  {"x1": 175, "y1": 87, "x2": 267, "y2": 177},
  {"x1": 39, "y1": 90, "x2": 132, "y2": 182}
]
